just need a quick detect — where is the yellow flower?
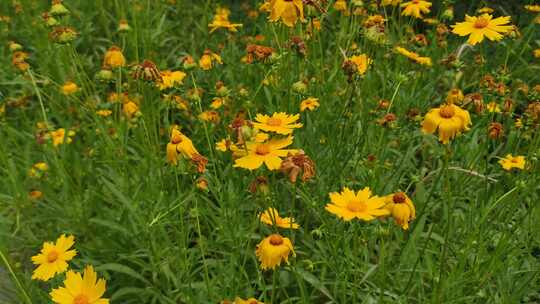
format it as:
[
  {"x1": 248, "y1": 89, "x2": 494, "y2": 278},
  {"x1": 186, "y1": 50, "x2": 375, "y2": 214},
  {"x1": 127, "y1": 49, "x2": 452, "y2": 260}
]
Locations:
[
  {"x1": 50, "y1": 128, "x2": 75, "y2": 147},
  {"x1": 348, "y1": 54, "x2": 372, "y2": 75},
  {"x1": 216, "y1": 139, "x2": 229, "y2": 152},
  {"x1": 61, "y1": 81, "x2": 79, "y2": 95},
  {"x1": 29, "y1": 190, "x2": 43, "y2": 200},
  {"x1": 498, "y1": 154, "x2": 526, "y2": 171},
  {"x1": 233, "y1": 297, "x2": 264, "y2": 304},
  {"x1": 103, "y1": 46, "x2": 125, "y2": 68},
  {"x1": 208, "y1": 7, "x2": 243, "y2": 33},
  {"x1": 384, "y1": 192, "x2": 416, "y2": 230},
  {"x1": 210, "y1": 97, "x2": 225, "y2": 109},
  {"x1": 255, "y1": 234, "x2": 295, "y2": 270},
  {"x1": 259, "y1": 208, "x2": 299, "y2": 229},
  {"x1": 29, "y1": 162, "x2": 49, "y2": 177},
  {"x1": 252, "y1": 112, "x2": 303, "y2": 135},
  {"x1": 421, "y1": 104, "x2": 471, "y2": 144},
  {"x1": 446, "y1": 88, "x2": 464, "y2": 104},
  {"x1": 334, "y1": 0, "x2": 347, "y2": 12},
  {"x1": 166, "y1": 127, "x2": 199, "y2": 165},
  {"x1": 199, "y1": 50, "x2": 222, "y2": 70},
  {"x1": 400, "y1": 0, "x2": 432, "y2": 19},
  {"x1": 234, "y1": 136, "x2": 295, "y2": 170},
  {"x1": 535, "y1": 49, "x2": 540, "y2": 58},
  {"x1": 122, "y1": 100, "x2": 139, "y2": 118},
  {"x1": 395, "y1": 47, "x2": 432, "y2": 66},
  {"x1": 477, "y1": 7, "x2": 494, "y2": 14},
  {"x1": 31, "y1": 234, "x2": 77, "y2": 281},
  {"x1": 486, "y1": 102, "x2": 501, "y2": 113},
  {"x1": 198, "y1": 110, "x2": 220, "y2": 123},
  {"x1": 158, "y1": 70, "x2": 186, "y2": 90},
  {"x1": 325, "y1": 187, "x2": 390, "y2": 221},
  {"x1": 96, "y1": 110, "x2": 112, "y2": 117},
  {"x1": 50, "y1": 265, "x2": 109, "y2": 304},
  {"x1": 451, "y1": 14, "x2": 513, "y2": 45},
  {"x1": 268, "y1": 0, "x2": 305, "y2": 27},
  {"x1": 300, "y1": 97, "x2": 320, "y2": 112},
  {"x1": 525, "y1": 5, "x2": 540, "y2": 13}
]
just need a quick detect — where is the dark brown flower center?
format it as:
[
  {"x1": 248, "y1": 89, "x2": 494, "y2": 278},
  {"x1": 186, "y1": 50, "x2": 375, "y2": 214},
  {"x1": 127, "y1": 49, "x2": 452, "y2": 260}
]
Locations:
[
  {"x1": 393, "y1": 192, "x2": 406, "y2": 204},
  {"x1": 269, "y1": 234, "x2": 284, "y2": 246},
  {"x1": 439, "y1": 105, "x2": 455, "y2": 118}
]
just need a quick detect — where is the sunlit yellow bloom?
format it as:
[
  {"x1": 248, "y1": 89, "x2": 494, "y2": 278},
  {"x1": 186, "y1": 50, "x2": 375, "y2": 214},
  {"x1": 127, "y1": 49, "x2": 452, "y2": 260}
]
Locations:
[
  {"x1": 103, "y1": 46, "x2": 125, "y2": 68},
  {"x1": 233, "y1": 297, "x2": 264, "y2": 304},
  {"x1": 395, "y1": 47, "x2": 432, "y2": 66},
  {"x1": 96, "y1": 110, "x2": 112, "y2": 117},
  {"x1": 210, "y1": 97, "x2": 225, "y2": 109},
  {"x1": 199, "y1": 110, "x2": 220, "y2": 123},
  {"x1": 400, "y1": 0, "x2": 432, "y2": 19},
  {"x1": 486, "y1": 102, "x2": 501, "y2": 113},
  {"x1": 50, "y1": 128, "x2": 75, "y2": 147},
  {"x1": 525, "y1": 5, "x2": 540, "y2": 13},
  {"x1": 122, "y1": 100, "x2": 139, "y2": 118},
  {"x1": 208, "y1": 7, "x2": 243, "y2": 33},
  {"x1": 216, "y1": 139, "x2": 229, "y2": 152},
  {"x1": 29, "y1": 162, "x2": 49, "y2": 177},
  {"x1": 451, "y1": 14, "x2": 513, "y2": 45},
  {"x1": 199, "y1": 50, "x2": 222, "y2": 70},
  {"x1": 384, "y1": 192, "x2": 416, "y2": 230},
  {"x1": 252, "y1": 112, "x2": 303, "y2": 135},
  {"x1": 334, "y1": 0, "x2": 347, "y2": 11},
  {"x1": 300, "y1": 97, "x2": 320, "y2": 112},
  {"x1": 234, "y1": 136, "x2": 295, "y2": 170},
  {"x1": 446, "y1": 88, "x2": 464, "y2": 104},
  {"x1": 256, "y1": 234, "x2": 295, "y2": 270},
  {"x1": 31, "y1": 234, "x2": 77, "y2": 281},
  {"x1": 158, "y1": 70, "x2": 186, "y2": 90},
  {"x1": 498, "y1": 154, "x2": 526, "y2": 171},
  {"x1": 167, "y1": 127, "x2": 199, "y2": 164},
  {"x1": 326, "y1": 187, "x2": 389, "y2": 221},
  {"x1": 50, "y1": 265, "x2": 109, "y2": 304},
  {"x1": 348, "y1": 54, "x2": 372, "y2": 75},
  {"x1": 254, "y1": 132, "x2": 270, "y2": 143},
  {"x1": 534, "y1": 49, "x2": 540, "y2": 58},
  {"x1": 61, "y1": 81, "x2": 79, "y2": 95},
  {"x1": 259, "y1": 208, "x2": 299, "y2": 229},
  {"x1": 422, "y1": 104, "x2": 471, "y2": 144},
  {"x1": 477, "y1": 7, "x2": 494, "y2": 14},
  {"x1": 268, "y1": 0, "x2": 305, "y2": 27}
]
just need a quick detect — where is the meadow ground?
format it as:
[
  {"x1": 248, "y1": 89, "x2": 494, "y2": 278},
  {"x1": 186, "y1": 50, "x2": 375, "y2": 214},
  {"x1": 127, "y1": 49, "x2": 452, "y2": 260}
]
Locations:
[{"x1": 1, "y1": 0, "x2": 540, "y2": 303}]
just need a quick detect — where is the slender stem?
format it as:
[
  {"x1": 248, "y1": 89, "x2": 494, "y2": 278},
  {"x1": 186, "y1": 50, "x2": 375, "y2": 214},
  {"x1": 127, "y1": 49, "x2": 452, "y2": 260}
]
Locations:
[{"x1": 0, "y1": 249, "x2": 33, "y2": 304}]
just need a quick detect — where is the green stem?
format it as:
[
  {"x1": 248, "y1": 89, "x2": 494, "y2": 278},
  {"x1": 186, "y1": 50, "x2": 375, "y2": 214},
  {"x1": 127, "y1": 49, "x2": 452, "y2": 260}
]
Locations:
[{"x1": 0, "y1": 249, "x2": 33, "y2": 304}]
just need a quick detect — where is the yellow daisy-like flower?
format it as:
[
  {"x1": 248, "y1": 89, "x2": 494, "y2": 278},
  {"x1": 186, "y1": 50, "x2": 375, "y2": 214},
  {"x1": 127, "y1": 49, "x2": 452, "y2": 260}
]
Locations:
[
  {"x1": 486, "y1": 102, "x2": 501, "y2": 113},
  {"x1": 325, "y1": 187, "x2": 390, "y2": 221},
  {"x1": 382, "y1": 0, "x2": 403, "y2": 6},
  {"x1": 122, "y1": 100, "x2": 139, "y2": 118},
  {"x1": 50, "y1": 128, "x2": 75, "y2": 147},
  {"x1": 208, "y1": 7, "x2": 243, "y2": 33},
  {"x1": 255, "y1": 234, "x2": 295, "y2": 270},
  {"x1": 534, "y1": 49, "x2": 540, "y2": 58},
  {"x1": 348, "y1": 54, "x2": 372, "y2": 75},
  {"x1": 166, "y1": 127, "x2": 199, "y2": 165},
  {"x1": 50, "y1": 265, "x2": 109, "y2": 304},
  {"x1": 252, "y1": 113, "x2": 303, "y2": 135},
  {"x1": 498, "y1": 154, "x2": 526, "y2": 171},
  {"x1": 268, "y1": 0, "x2": 305, "y2": 27},
  {"x1": 233, "y1": 136, "x2": 295, "y2": 170},
  {"x1": 400, "y1": 0, "x2": 432, "y2": 19},
  {"x1": 384, "y1": 192, "x2": 416, "y2": 230},
  {"x1": 158, "y1": 70, "x2": 186, "y2": 90},
  {"x1": 395, "y1": 47, "x2": 432, "y2": 66},
  {"x1": 103, "y1": 46, "x2": 125, "y2": 68},
  {"x1": 300, "y1": 97, "x2": 320, "y2": 112},
  {"x1": 259, "y1": 208, "x2": 299, "y2": 229},
  {"x1": 446, "y1": 88, "x2": 464, "y2": 104},
  {"x1": 199, "y1": 50, "x2": 223, "y2": 71},
  {"x1": 232, "y1": 297, "x2": 264, "y2": 304},
  {"x1": 31, "y1": 234, "x2": 77, "y2": 281},
  {"x1": 333, "y1": 0, "x2": 347, "y2": 12},
  {"x1": 61, "y1": 81, "x2": 79, "y2": 95},
  {"x1": 525, "y1": 5, "x2": 540, "y2": 13},
  {"x1": 421, "y1": 103, "x2": 471, "y2": 144},
  {"x1": 451, "y1": 14, "x2": 513, "y2": 45}
]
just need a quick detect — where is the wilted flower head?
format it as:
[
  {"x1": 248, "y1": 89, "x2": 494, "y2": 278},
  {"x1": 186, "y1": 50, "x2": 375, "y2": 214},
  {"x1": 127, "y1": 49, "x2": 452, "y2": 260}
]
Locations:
[
  {"x1": 280, "y1": 150, "x2": 315, "y2": 183},
  {"x1": 256, "y1": 234, "x2": 295, "y2": 270},
  {"x1": 131, "y1": 60, "x2": 162, "y2": 82}
]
